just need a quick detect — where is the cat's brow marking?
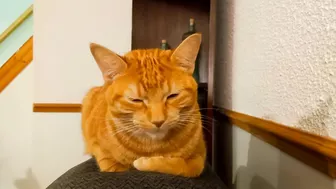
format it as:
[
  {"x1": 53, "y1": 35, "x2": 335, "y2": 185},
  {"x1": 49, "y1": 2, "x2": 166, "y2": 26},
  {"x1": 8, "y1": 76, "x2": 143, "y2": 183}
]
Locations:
[{"x1": 127, "y1": 84, "x2": 139, "y2": 96}]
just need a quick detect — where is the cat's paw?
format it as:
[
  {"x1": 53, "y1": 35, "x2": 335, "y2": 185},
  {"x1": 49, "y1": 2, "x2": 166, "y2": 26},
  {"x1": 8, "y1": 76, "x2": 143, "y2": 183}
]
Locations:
[
  {"x1": 133, "y1": 156, "x2": 164, "y2": 171},
  {"x1": 133, "y1": 157, "x2": 150, "y2": 170}
]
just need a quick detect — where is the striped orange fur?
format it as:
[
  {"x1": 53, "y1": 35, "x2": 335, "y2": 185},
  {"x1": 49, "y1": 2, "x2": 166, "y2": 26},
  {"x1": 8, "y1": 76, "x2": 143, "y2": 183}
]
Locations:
[{"x1": 81, "y1": 33, "x2": 206, "y2": 177}]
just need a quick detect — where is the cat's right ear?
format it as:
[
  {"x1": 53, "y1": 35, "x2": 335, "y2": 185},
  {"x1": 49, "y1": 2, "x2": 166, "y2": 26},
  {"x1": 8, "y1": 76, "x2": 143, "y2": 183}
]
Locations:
[
  {"x1": 89, "y1": 43, "x2": 127, "y2": 81},
  {"x1": 171, "y1": 33, "x2": 201, "y2": 74}
]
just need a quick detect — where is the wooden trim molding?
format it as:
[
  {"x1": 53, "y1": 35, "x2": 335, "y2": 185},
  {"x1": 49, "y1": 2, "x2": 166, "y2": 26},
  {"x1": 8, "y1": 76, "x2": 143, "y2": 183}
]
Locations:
[
  {"x1": 0, "y1": 5, "x2": 33, "y2": 43},
  {"x1": 215, "y1": 108, "x2": 336, "y2": 178},
  {"x1": 0, "y1": 36, "x2": 33, "y2": 93},
  {"x1": 33, "y1": 103, "x2": 82, "y2": 113},
  {"x1": 32, "y1": 85, "x2": 208, "y2": 113},
  {"x1": 32, "y1": 103, "x2": 336, "y2": 178}
]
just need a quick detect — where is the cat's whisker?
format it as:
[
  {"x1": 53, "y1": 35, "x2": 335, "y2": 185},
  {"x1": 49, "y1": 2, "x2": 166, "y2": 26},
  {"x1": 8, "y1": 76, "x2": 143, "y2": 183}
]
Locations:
[
  {"x1": 183, "y1": 117, "x2": 213, "y2": 124},
  {"x1": 90, "y1": 116, "x2": 134, "y2": 123},
  {"x1": 113, "y1": 117, "x2": 133, "y2": 121},
  {"x1": 110, "y1": 126, "x2": 138, "y2": 138},
  {"x1": 112, "y1": 128, "x2": 134, "y2": 135},
  {"x1": 113, "y1": 123, "x2": 135, "y2": 128},
  {"x1": 109, "y1": 120, "x2": 134, "y2": 124},
  {"x1": 178, "y1": 118, "x2": 213, "y2": 128},
  {"x1": 179, "y1": 109, "x2": 215, "y2": 114},
  {"x1": 179, "y1": 114, "x2": 218, "y2": 123},
  {"x1": 179, "y1": 112, "x2": 216, "y2": 118},
  {"x1": 112, "y1": 128, "x2": 139, "y2": 150},
  {"x1": 111, "y1": 123, "x2": 137, "y2": 130},
  {"x1": 173, "y1": 122, "x2": 212, "y2": 136},
  {"x1": 113, "y1": 125, "x2": 138, "y2": 132},
  {"x1": 129, "y1": 128, "x2": 141, "y2": 139},
  {"x1": 113, "y1": 127, "x2": 134, "y2": 134},
  {"x1": 190, "y1": 107, "x2": 217, "y2": 112},
  {"x1": 201, "y1": 127, "x2": 213, "y2": 136}
]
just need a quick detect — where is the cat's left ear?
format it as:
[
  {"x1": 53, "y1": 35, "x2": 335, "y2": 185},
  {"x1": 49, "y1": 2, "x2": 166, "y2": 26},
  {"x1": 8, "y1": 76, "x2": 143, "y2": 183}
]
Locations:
[
  {"x1": 171, "y1": 33, "x2": 202, "y2": 74},
  {"x1": 90, "y1": 43, "x2": 127, "y2": 81}
]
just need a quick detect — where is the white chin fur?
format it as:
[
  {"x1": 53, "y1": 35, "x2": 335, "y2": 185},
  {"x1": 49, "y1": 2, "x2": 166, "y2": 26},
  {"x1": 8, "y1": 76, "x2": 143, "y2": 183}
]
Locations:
[{"x1": 145, "y1": 130, "x2": 167, "y2": 140}]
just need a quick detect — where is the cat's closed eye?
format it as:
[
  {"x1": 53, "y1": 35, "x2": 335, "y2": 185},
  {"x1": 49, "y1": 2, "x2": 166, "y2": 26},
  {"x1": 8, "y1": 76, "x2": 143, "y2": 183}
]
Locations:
[
  {"x1": 167, "y1": 93, "x2": 179, "y2": 100},
  {"x1": 130, "y1": 98, "x2": 143, "y2": 103}
]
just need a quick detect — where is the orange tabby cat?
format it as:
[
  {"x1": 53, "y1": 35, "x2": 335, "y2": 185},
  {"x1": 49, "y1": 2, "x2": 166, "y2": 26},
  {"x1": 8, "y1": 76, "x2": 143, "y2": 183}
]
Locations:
[{"x1": 81, "y1": 33, "x2": 206, "y2": 177}]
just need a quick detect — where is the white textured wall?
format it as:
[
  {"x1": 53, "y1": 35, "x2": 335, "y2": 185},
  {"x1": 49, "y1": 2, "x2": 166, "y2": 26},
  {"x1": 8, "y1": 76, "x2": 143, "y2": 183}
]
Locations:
[
  {"x1": 214, "y1": 0, "x2": 336, "y2": 188},
  {"x1": 0, "y1": 64, "x2": 34, "y2": 189},
  {"x1": 33, "y1": 0, "x2": 132, "y2": 187},
  {"x1": 215, "y1": 0, "x2": 336, "y2": 137}
]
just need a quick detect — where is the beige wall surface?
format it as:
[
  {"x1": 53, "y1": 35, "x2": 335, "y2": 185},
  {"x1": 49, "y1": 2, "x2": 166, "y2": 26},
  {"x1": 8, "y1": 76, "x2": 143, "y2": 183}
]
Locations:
[
  {"x1": 34, "y1": 0, "x2": 132, "y2": 103},
  {"x1": 0, "y1": 64, "x2": 34, "y2": 189},
  {"x1": 32, "y1": 0, "x2": 133, "y2": 187}
]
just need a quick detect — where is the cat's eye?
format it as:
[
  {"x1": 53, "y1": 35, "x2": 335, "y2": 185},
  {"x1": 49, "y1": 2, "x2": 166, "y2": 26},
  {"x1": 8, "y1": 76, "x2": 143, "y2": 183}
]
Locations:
[
  {"x1": 131, "y1": 98, "x2": 143, "y2": 103},
  {"x1": 167, "y1": 93, "x2": 179, "y2": 100}
]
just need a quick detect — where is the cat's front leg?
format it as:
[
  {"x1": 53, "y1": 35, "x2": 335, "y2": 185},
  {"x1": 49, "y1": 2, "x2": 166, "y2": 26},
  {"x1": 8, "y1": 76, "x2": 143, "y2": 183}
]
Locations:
[
  {"x1": 93, "y1": 145, "x2": 129, "y2": 172},
  {"x1": 96, "y1": 157, "x2": 129, "y2": 172},
  {"x1": 133, "y1": 155, "x2": 205, "y2": 177}
]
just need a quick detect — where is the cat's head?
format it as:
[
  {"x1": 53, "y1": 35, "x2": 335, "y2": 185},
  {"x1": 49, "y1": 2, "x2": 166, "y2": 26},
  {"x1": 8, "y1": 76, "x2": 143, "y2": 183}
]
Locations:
[{"x1": 90, "y1": 33, "x2": 202, "y2": 140}]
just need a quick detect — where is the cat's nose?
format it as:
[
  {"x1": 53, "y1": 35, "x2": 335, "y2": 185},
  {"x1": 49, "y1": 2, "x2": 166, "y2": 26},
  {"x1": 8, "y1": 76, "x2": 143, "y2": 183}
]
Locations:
[{"x1": 152, "y1": 121, "x2": 164, "y2": 128}]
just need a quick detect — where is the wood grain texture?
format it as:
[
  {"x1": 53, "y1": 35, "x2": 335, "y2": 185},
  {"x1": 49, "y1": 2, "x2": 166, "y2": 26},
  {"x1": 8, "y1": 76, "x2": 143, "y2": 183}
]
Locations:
[
  {"x1": 215, "y1": 108, "x2": 336, "y2": 178},
  {"x1": 33, "y1": 103, "x2": 82, "y2": 113},
  {"x1": 0, "y1": 36, "x2": 33, "y2": 93},
  {"x1": 132, "y1": 0, "x2": 210, "y2": 82},
  {"x1": 33, "y1": 84, "x2": 207, "y2": 113},
  {"x1": 132, "y1": 0, "x2": 210, "y2": 50}
]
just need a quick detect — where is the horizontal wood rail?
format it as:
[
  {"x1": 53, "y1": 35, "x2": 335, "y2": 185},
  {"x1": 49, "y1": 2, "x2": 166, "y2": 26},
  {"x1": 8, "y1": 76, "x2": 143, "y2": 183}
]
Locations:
[
  {"x1": 33, "y1": 83, "x2": 208, "y2": 112},
  {"x1": 32, "y1": 103, "x2": 336, "y2": 178},
  {"x1": 215, "y1": 108, "x2": 336, "y2": 178},
  {"x1": 0, "y1": 5, "x2": 33, "y2": 43},
  {"x1": 0, "y1": 36, "x2": 33, "y2": 93},
  {"x1": 33, "y1": 103, "x2": 82, "y2": 112}
]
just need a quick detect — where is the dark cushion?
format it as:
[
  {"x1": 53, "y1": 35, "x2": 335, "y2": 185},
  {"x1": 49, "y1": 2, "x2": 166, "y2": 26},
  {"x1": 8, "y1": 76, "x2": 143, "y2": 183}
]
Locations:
[{"x1": 47, "y1": 158, "x2": 227, "y2": 189}]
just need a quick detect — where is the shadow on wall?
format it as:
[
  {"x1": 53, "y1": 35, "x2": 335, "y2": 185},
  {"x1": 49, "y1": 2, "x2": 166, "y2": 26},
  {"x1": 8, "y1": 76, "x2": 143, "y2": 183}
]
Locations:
[
  {"x1": 212, "y1": 0, "x2": 235, "y2": 186},
  {"x1": 14, "y1": 168, "x2": 41, "y2": 189},
  {"x1": 213, "y1": 110, "x2": 233, "y2": 188},
  {"x1": 234, "y1": 166, "x2": 276, "y2": 189},
  {"x1": 295, "y1": 96, "x2": 332, "y2": 136},
  {"x1": 213, "y1": 0, "x2": 234, "y2": 110},
  {"x1": 234, "y1": 136, "x2": 335, "y2": 189},
  {"x1": 263, "y1": 97, "x2": 332, "y2": 137}
]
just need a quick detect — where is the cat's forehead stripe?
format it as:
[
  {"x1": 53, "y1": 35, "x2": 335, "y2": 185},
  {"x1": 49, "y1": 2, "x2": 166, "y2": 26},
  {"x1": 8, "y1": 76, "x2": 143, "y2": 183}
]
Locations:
[
  {"x1": 163, "y1": 81, "x2": 169, "y2": 92},
  {"x1": 170, "y1": 82, "x2": 176, "y2": 91},
  {"x1": 124, "y1": 49, "x2": 172, "y2": 90}
]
